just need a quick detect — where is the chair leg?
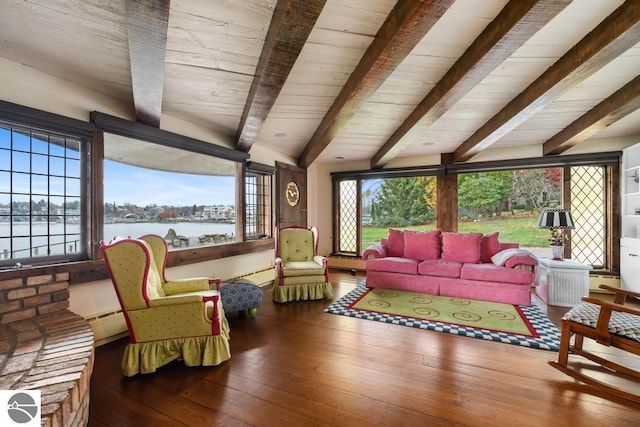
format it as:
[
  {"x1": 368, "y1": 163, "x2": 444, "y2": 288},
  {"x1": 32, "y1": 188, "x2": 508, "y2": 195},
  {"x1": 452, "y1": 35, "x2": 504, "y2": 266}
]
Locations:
[
  {"x1": 574, "y1": 333, "x2": 584, "y2": 351},
  {"x1": 555, "y1": 321, "x2": 573, "y2": 367}
]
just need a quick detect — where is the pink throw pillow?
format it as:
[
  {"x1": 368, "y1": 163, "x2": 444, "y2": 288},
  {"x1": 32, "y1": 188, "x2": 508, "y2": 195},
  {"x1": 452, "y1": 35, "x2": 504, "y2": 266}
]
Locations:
[
  {"x1": 480, "y1": 232, "x2": 500, "y2": 263},
  {"x1": 441, "y1": 232, "x2": 482, "y2": 263},
  {"x1": 404, "y1": 230, "x2": 441, "y2": 260},
  {"x1": 387, "y1": 228, "x2": 405, "y2": 257}
]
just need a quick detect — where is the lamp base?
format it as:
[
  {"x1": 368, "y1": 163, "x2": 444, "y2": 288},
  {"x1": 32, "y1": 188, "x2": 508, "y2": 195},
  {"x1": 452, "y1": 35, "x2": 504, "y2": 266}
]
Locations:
[{"x1": 550, "y1": 245, "x2": 564, "y2": 260}]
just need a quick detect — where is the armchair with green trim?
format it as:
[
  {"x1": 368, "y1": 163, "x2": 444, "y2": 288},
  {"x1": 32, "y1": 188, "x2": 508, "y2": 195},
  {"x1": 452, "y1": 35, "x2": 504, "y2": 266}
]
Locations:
[
  {"x1": 100, "y1": 234, "x2": 230, "y2": 376},
  {"x1": 273, "y1": 226, "x2": 334, "y2": 303}
]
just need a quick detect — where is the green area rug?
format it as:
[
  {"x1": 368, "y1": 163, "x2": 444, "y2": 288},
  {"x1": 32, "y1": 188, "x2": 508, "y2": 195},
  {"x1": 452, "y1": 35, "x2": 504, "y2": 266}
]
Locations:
[
  {"x1": 324, "y1": 284, "x2": 561, "y2": 351},
  {"x1": 350, "y1": 287, "x2": 535, "y2": 336}
]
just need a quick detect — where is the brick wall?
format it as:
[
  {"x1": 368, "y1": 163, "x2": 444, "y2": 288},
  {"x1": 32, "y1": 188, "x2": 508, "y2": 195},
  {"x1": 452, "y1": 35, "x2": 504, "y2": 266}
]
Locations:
[
  {"x1": 0, "y1": 271, "x2": 70, "y2": 325},
  {"x1": 0, "y1": 269, "x2": 93, "y2": 427}
]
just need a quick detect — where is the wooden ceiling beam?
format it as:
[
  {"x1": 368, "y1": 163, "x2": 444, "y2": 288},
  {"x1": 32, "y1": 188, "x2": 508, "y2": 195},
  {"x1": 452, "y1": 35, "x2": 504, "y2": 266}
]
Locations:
[
  {"x1": 370, "y1": 0, "x2": 571, "y2": 169},
  {"x1": 297, "y1": 0, "x2": 455, "y2": 169},
  {"x1": 543, "y1": 75, "x2": 640, "y2": 155},
  {"x1": 453, "y1": 0, "x2": 640, "y2": 163},
  {"x1": 126, "y1": 0, "x2": 170, "y2": 127},
  {"x1": 236, "y1": 0, "x2": 327, "y2": 153}
]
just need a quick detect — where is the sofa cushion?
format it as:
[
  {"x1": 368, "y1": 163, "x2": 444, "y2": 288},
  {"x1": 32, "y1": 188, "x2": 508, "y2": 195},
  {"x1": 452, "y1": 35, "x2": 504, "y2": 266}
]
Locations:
[
  {"x1": 365, "y1": 257, "x2": 418, "y2": 275},
  {"x1": 387, "y1": 228, "x2": 404, "y2": 257},
  {"x1": 480, "y1": 232, "x2": 500, "y2": 263},
  {"x1": 460, "y1": 263, "x2": 534, "y2": 285},
  {"x1": 404, "y1": 229, "x2": 441, "y2": 261},
  {"x1": 418, "y1": 259, "x2": 462, "y2": 278},
  {"x1": 441, "y1": 232, "x2": 482, "y2": 263}
]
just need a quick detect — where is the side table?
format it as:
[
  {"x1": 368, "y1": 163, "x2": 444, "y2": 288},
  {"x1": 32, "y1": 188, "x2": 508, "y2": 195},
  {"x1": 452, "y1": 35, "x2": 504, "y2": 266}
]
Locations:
[{"x1": 535, "y1": 258, "x2": 592, "y2": 307}]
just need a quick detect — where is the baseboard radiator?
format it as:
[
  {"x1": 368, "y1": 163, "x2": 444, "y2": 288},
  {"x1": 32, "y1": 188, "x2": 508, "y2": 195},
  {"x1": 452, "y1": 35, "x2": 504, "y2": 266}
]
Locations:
[
  {"x1": 589, "y1": 274, "x2": 620, "y2": 292},
  {"x1": 227, "y1": 266, "x2": 275, "y2": 287},
  {"x1": 88, "y1": 267, "x2": 276, "y2": 346},
  {"x1": 87, "y1": 309, "x2": 128, "y2": 347}
]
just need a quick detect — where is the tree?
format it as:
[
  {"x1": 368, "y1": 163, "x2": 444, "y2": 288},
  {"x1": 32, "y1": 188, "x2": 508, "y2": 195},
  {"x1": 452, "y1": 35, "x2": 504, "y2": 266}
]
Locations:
[
  {"x1": 512, "y1": 168, "x2": 562, "y2": 211},
  {"x1": 458, "y1": 172, "x2": 512, "y2": 219},
  {"x1": 370, "y1": 177, "x2": 436, "y2": 227}
]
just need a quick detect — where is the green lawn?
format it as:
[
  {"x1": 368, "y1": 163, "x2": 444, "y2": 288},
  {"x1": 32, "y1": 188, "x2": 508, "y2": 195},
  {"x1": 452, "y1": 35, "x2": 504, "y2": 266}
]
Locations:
[{"x1": 362, "y1": 216, "x2": 549, "y2": 251}]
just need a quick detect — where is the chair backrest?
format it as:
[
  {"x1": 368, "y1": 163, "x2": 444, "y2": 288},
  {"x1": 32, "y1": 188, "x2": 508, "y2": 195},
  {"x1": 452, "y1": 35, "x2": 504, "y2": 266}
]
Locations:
[
  {"x1": 101, "y1": 238, "x2": 166, "y2": 311},
  {"x1": 276, "y1": 226, "x2": 318, "y2": 262},
  {"x1": 140, "y1": 234, "x2": 169, "y2": 284}
]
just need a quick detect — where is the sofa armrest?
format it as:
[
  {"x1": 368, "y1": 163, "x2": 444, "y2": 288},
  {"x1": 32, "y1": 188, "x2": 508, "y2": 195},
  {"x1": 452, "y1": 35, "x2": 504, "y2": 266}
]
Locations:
[
  {"x1": 491, "y1": 248, "x2": 538, "y2": 269},
  {"x1": 499, "y1": 242, "x2": 520, "y2": 251},
  {"x1": 504, "y1": 256, "x2": 537, "y2": 269},
  {"x1": 362, "y1": 244, "x2": 386, "y2": 260}
]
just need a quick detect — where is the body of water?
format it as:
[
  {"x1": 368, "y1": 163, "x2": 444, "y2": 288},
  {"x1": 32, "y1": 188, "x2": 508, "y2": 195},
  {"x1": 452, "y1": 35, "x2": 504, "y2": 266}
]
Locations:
[{"x1": 0, "y1": 222, "x2": 236, "y2": 259}]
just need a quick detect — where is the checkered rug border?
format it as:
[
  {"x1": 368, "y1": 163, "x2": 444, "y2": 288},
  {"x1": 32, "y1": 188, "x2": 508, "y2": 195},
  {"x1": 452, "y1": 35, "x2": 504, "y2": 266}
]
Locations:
[{"x1": 324, "y1": 284, "x2": 561, "y2": 351}]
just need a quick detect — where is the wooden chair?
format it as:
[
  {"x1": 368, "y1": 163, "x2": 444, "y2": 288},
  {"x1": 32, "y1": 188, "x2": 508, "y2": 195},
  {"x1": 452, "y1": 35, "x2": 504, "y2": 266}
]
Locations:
[{"x1": 549, "y1": 285, "x2": 640, "y2": 403}]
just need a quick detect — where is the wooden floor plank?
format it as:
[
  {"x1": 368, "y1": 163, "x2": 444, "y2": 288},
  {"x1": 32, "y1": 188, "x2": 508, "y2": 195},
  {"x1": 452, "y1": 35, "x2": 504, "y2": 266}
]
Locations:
[{"x1": 88, "y1": 270, "x2": 640, "y2": 426}]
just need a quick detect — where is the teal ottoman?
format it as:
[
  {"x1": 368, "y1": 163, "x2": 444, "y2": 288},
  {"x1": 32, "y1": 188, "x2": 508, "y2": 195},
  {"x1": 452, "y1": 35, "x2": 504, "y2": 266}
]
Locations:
[{"x1": 220, "y1": 280, "x2": 263, "y2": 316}]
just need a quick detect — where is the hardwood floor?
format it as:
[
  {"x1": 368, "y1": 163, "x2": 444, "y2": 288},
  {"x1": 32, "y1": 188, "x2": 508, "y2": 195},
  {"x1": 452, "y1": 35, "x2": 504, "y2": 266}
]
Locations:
[{"x1": 88, "y1": 271, "x2": 640, "y2": 426}]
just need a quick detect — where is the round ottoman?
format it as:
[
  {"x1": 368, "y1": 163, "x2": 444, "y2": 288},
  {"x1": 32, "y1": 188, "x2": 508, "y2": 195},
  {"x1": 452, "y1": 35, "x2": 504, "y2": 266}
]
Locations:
[{"x1": 220, "y1": 280, "x2": 263, "y2": 316}]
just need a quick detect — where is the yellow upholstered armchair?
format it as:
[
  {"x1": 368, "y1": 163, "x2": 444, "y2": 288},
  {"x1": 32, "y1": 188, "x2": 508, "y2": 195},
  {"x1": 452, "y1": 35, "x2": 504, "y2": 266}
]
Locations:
[
  {"x1": 100, "y1": 234, "x2": 230, "y2": 376},
  {"x1": 273, "y1": 226, "x2": 333, "y2": 303}
]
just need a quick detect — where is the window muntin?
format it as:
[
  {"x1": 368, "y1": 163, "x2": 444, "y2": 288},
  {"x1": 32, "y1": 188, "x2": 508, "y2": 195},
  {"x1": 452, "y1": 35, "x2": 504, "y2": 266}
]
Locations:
[
  {"x1": 570, "y1": 166, "x2": 606, "y2": 267},
  {"x1": 338, "y1": 179, "x2": 358, "y2": 253},
  {"x1": 103, "y1": 134, "x2": 238, "y2": 250},
  {"x1": 0, "y1": 124, "x2": 86, "y2": 265},
  {"x1": 245, "y1": 169, "x2": 273, "y2": 240}
]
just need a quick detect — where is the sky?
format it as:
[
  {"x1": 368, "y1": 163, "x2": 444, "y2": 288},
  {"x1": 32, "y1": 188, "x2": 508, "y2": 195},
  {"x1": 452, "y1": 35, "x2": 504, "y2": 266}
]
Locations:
[
  {"x1": 1, "y1": 126, "x2": 237, "y2": 208},
  {"x1": 103, "y1": 160, "x2": 236, "y2": 207}
]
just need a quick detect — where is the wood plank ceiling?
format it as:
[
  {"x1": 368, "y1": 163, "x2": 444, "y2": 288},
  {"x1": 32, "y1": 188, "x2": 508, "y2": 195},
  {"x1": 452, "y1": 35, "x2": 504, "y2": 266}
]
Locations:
[{"x1": 1, "y1": 0, "x2": 640, "y2": 169}]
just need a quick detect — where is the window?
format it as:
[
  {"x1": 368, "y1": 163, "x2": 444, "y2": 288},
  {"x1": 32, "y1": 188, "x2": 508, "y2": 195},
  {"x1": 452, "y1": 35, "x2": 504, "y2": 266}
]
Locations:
[
  {"x1": 103, "y1": 134, "x2": 238, "y2": 250},
  {"x1": 338, "y1": 179, "x2": 358, "y2": 253},
  {"x1": 332, "y1": 168, "x2": 440, "y2": 255},
  {"x1": 457, "y1": 165, "x2": 608, "y2": 268},
  {"x1": 333, "y1": 154, "x2": 617, "y2": 271},
  {"x1": 570, "y1": 166, "x2": 606, "y2": 267},
  {"x1": 0, "y1": 107, "x2": 271, "y2": 272},
  {"x1": 0, "y1": 123, "x2": 87, "y2": 266},
  {"x1": 245, "y1": 163, "x2": 274, "y2": 240}
]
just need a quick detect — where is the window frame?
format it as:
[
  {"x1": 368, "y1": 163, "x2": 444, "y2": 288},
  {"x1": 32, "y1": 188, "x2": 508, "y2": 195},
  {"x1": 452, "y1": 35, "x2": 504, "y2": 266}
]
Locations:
[
  {"x1": 244, "y1": 161, "x2": 275, "y2": 241},
  {"x1": 0, "y1": 122, "x2": 91, "y2": 266},
  {"x1": 331, "y1": 165, "x2": 444, "y2": 255},
  {"x1": 332, "y1": 153, "x2": 621, "y2": 273},
  {"x1": 0, "y1": 103, "x2": 275, "y2": 281}
]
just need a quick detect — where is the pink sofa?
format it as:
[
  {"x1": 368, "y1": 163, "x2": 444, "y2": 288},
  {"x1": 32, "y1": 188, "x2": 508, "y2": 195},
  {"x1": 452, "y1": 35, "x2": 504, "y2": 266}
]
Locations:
[{"x1": 362, "y1": 229, "x2": 538, "y2": 305}]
